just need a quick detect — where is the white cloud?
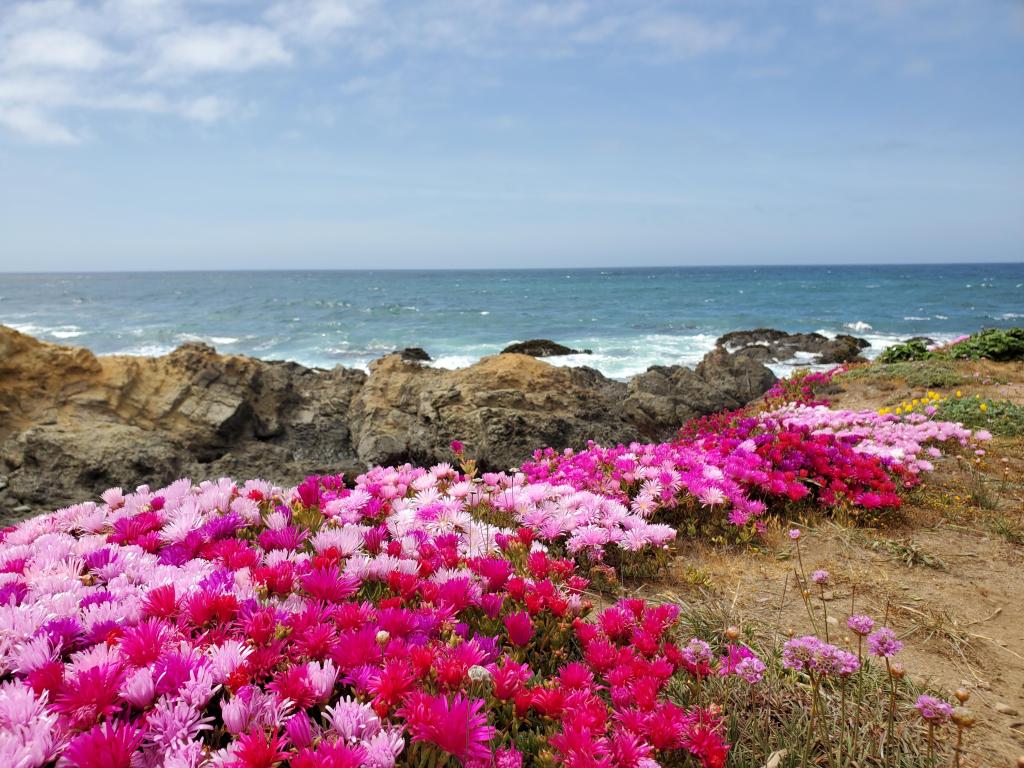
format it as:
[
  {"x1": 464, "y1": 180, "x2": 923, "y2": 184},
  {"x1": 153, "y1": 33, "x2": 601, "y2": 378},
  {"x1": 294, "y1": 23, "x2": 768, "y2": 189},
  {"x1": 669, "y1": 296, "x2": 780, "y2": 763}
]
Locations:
[
  {"x1": 5, "y1": 28, "x2": 113, "y2": 71},
  {"x1": 0, "y1": 105, "x2": 79, "y2": 144},
  {"x1": 149, "y1": 25, "x2": 291, "y2": 76},
  {"x1": 267, "y1": 0, "x2": 370, "y2": 42},
  {"x1": 634, "y1": 14, "x2": 738, "y2": 57},
  {"x1": 0, "y1": 0, "x2": 756, "y2": 145},
  {"x1": 180, "y1": 94, "x2": 231, "y2": 123}
]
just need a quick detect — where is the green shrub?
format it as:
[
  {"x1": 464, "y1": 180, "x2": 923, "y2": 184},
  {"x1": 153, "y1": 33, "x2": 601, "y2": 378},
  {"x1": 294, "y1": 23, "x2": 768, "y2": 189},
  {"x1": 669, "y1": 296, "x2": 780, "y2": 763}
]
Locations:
[
  {"x1": 945, "y1": 327, "x2": 1024, "y2": 361},
  {"x1": 879, "y1": 328, "x2": 1024, "y2": 364},
  {"x1": 879, "y1": 339, "x2": 932, "y2": 363}
]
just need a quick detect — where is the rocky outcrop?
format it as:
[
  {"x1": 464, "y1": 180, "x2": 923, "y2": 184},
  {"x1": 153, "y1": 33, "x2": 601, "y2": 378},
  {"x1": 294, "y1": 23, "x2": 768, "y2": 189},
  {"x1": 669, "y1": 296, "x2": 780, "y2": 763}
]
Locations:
[
  {"x1": 500, "y1": 339, "x2": 589, "y2": 357},
  {"x1": 0, "y1": 326, "x2": 777, "y2": 521},
  {"x1": 622, "y1": 347, "x2": 779, "y2": 430},
  {"x1": 716, "y1": 328, "x2": 869, "y2": 365}
]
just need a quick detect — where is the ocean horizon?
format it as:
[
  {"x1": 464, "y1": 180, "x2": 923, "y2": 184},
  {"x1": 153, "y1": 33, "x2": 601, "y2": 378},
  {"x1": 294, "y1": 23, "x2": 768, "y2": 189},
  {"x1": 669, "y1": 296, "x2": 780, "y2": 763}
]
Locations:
[{"x1": 2, "y1": 262, "x2": 1021, "y2": 379}]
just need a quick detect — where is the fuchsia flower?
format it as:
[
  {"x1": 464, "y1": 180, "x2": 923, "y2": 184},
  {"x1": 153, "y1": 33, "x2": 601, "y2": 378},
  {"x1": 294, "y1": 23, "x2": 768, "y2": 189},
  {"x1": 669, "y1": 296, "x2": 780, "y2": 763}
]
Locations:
[
  {"x1": 503, "y1": 611, "x2": 535, "y2": 647},
  {"x1": 399, "y1": 692, "x2": 495, "y2": 763},
  {"x1": 63, "y1": 720, "x2": 143, "y2": 768}
]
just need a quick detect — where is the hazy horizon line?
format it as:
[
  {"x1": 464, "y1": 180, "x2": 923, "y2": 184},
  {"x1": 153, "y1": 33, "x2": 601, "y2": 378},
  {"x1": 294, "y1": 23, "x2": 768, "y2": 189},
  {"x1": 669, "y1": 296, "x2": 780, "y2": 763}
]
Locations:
[{"x1": 2, "y1": 259, "x2": 1023, "y2": 276}]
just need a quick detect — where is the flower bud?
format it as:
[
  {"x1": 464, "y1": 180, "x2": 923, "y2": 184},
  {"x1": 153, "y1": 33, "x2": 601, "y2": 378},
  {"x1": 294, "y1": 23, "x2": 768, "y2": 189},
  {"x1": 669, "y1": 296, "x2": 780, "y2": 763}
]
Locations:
[
  {"x1": 890, "y1": 663, "x2": 905, "y2": 680},
  {"x1": 951, "y1": 707, "x2": 975, "y2": 728},
  {"x1": 954, "y1": 688, "x2": 970, "y2": 704},
  {"x1": 376, "y1": 630, "x2": 390, "y2": 646},
  {"x1": 725, "y1": 626, "x2": 740, "y2": 641},
  {"x1": 468, "y1": 665, "x2": 491, "y2": 683}
]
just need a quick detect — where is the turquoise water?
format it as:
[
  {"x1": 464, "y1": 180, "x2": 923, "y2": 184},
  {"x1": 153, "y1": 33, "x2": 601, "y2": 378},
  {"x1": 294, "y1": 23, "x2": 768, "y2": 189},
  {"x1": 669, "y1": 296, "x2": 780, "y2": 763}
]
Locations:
[{"x1": 1, "y1": 264, "x2": 1021, "y2": 379}]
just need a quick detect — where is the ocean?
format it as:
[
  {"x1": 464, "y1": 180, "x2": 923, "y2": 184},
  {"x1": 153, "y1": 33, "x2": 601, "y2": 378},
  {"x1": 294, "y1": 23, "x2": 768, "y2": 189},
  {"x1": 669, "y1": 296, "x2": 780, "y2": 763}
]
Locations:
[{"x1": 1, "y1": 264, "x2": 1021, "y2": 380}]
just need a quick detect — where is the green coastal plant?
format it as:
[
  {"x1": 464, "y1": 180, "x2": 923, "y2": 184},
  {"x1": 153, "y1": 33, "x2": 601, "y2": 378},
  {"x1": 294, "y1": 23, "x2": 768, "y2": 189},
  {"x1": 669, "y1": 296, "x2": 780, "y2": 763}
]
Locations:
[
  {"x1": 879, "y1": 339, "x2": 933, "y2": 364},
  {"x1": 946, "y1": 327, "x2": 1024, "y2": 361},
  {"x1": 879, "y1": 327, "x2": 1024, "y2": 364},
  {"x1": 937, "y1": 396, "x2": 1024, "y2": 436},
  {"x1": 841, "y1": 360, "x2": 964, "y2": 389}
]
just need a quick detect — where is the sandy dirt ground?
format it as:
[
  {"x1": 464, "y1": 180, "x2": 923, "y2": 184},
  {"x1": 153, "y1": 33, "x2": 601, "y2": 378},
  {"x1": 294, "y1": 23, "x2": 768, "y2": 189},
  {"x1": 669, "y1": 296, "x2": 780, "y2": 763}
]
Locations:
[{"x1": 655, "y1": 360, "x2": 1024, "y2": 764}]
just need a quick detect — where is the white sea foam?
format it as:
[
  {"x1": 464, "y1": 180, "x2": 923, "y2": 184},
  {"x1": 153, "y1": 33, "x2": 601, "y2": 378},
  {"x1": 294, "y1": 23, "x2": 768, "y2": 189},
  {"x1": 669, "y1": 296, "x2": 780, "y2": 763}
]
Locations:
[
  {"x1": 50, "y1": 326, "x2": 84, "y2": 338},
  {"x1": 844, "y1": 321, "x2": 873, "y2": 332},
  {"x1": 903, "y1": 316, "x2": 930, "y2": 321}
]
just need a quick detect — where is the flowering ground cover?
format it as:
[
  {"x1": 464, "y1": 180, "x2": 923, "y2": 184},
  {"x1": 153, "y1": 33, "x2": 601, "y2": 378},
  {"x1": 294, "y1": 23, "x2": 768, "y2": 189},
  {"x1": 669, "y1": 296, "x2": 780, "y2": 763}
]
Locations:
[{"x1": 0, "y1": 374, "x2": 992, "y2": 767}]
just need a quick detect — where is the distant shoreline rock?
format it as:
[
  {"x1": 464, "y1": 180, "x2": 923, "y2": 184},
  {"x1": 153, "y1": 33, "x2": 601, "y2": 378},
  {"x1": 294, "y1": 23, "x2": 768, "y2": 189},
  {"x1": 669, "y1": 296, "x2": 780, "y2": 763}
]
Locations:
[
  {"x1": 500, "y1": 339, "x2": 592, "y2": 357},
  {"x1": 716, "y1": 328, "x2": 869, "y2": 365},
  {"x1": 0, "y1": 325, "x2": 784, "y2": 521}
]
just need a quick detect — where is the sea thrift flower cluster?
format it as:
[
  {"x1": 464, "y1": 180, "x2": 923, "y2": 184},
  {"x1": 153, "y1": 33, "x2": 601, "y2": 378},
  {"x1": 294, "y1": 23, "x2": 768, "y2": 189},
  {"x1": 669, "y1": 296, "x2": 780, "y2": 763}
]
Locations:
[
  {"x1": 0, "y1": 473, "x2": 737, "y2": 768},
  {"x1": 781, "y1": 636, "x2": 860, "y2": 678},
  {"x1": 915, "y1": 695, "x2": 954, "y2": 724}
]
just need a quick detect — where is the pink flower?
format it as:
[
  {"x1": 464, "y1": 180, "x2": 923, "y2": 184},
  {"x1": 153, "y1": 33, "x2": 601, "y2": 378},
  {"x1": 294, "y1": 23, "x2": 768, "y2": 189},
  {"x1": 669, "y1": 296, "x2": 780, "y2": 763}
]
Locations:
[
  {"x1": 788, "y1": 528, "x2": 801, "y2": 540},
  {"x1": 867, "y1": 627, "x2": 903, "y2": 658},
  {"x1": 915, "y1": 695, "x2": 954, "y2": 724},
  {"x1": 63, "y1": 721, "x2": 142, "y2": 768},
  {"x1": 846, "y1": 614, "x2": 874, "y2": 636},
  {"x1": 399, "y1": 692, "x2": 495, "y2": 763},
  {"x1": 503, "y1": 611, "x2": 534, "y2": 647}
]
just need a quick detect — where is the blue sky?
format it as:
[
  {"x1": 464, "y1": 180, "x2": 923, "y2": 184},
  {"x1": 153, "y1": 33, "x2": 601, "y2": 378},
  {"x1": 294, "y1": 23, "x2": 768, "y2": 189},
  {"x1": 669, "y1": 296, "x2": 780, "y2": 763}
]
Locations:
[{"x1": 0, "y1": 0, "x2": 1022, "y2": 270}]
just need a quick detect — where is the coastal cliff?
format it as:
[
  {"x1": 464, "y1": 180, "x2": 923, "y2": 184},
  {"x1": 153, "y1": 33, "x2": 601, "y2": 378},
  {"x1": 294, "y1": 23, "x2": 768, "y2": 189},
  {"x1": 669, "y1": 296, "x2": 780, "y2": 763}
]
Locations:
[{"x1": 0, "y1": 325, "x2": 786, "y2": 519}]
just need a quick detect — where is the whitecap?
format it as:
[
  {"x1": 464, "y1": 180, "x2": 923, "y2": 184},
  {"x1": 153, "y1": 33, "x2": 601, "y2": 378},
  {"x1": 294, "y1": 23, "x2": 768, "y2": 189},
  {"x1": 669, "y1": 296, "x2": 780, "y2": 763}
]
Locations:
[{"x1": 844, "y1": 321, "x2": 873, "y2": 332}]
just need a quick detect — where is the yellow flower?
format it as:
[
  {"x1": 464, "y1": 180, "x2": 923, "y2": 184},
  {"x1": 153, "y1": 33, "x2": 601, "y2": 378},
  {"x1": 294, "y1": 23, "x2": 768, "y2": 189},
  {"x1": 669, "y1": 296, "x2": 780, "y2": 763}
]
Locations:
[
  {"x1": 895, "y1": 407, "x2": 903, "y2": 415},
  {"x1": 980, "y1": 403, "x2": 988, "y2": 412},
  {"x1": 912, "y1": 399, "x2": 919, "y2": 406},
  {"x1": 956, "y1": 390, "x2": 962, "y2": 397}
]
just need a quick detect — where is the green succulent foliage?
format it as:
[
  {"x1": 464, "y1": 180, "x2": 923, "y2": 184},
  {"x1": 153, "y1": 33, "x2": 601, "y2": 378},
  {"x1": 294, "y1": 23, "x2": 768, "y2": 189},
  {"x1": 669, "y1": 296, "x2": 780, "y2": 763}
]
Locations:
[
  {"x1": 878, "y1": 339, "x2": 932, "y2": 364},
  {"x1": 945, "y1": 327, "x2": 1024, "y2": 361}
]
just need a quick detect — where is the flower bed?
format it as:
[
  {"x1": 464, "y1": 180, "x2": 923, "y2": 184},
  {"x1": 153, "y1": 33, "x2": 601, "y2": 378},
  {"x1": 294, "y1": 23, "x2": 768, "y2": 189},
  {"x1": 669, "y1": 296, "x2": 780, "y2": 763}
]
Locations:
[
  {"x1": 0, "y1": 387, "x2": 988, "y2": 767},
  {"x1": 522, "y1": 403, "x2": 983, "y2": 531}
]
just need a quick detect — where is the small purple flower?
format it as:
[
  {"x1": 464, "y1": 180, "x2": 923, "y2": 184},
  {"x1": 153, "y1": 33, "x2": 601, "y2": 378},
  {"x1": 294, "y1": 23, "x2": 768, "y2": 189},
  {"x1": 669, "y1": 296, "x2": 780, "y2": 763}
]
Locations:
[
  {"x1": 867, "y1": 627, "x2": 903, "y2": 658},
  {"x1": 810, "y1": 569, "x2": 830, "y2": 586},
  {"x1": 915, "y1": 695, "x2": 953, "y2": 725},
  {"x1": 788, "y1": 528, "x2": 801, "y2": 540},
  {"x1": 735, "y1": 656, "x2": 767, "y2": 684},
  {"x1": 846, "y1": 614, "x2": 875, "y2": 636}
]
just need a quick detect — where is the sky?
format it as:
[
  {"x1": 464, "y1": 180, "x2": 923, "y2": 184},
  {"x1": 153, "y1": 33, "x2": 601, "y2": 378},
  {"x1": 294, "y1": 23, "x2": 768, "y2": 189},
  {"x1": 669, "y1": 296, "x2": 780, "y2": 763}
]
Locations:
[{"x1": 0, "y1": 0, "x2": 1022, "y2": 271}]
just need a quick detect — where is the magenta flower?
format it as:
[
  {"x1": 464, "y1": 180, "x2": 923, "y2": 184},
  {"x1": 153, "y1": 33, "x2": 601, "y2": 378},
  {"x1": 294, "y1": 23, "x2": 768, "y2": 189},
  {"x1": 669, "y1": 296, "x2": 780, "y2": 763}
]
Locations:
[
  {"x1": 503, "y1": 611, "x2": 535, "y2": 647},
  {"x1": 63, "y1": 721, "x2": 142, "y2": 768},
  {"x1": 399, "y1": 692, "x2": 495, "y2": 763},
  {"x1": 810, "y1": 569, "x2": 829, "y2": 586}
]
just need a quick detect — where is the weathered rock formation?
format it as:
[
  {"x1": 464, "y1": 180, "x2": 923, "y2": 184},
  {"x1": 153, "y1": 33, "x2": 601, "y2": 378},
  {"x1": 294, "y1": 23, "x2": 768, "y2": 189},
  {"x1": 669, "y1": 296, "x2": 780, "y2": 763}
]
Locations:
[
  {"x1": 0, "y1": 326, "x2": 777, "y2": 521},
  {"x1": 716, "y1": 328, "x2": 869, "y2": 365}
]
